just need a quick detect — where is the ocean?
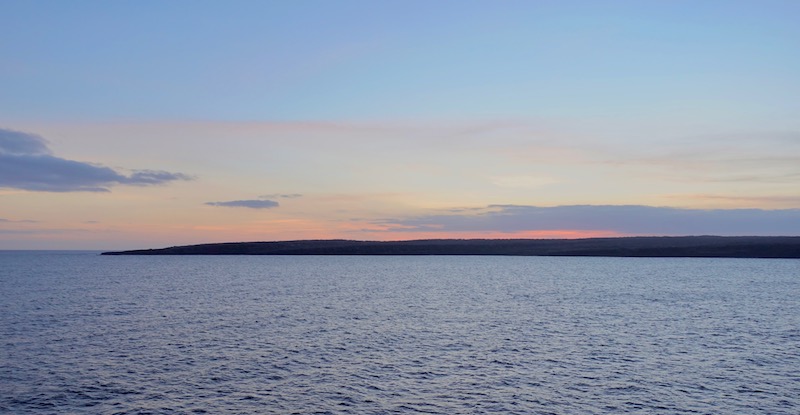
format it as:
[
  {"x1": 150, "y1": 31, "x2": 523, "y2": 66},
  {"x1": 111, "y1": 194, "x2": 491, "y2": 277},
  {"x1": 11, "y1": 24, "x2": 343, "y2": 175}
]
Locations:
[{"x1": 1, "y1": 251, "x2": 798, "y2": 414}]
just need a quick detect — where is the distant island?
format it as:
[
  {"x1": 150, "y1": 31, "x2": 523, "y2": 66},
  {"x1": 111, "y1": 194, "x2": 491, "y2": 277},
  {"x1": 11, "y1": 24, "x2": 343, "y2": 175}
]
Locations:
[{"x1": 102, "y1": 236, "x2": 800, "y2": 258}]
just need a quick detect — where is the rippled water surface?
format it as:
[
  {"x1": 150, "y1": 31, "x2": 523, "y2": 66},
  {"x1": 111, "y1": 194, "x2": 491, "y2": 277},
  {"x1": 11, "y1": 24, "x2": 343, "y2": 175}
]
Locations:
[{"x1": 1, "y1": 252, "x2": 799, "y2": 414}]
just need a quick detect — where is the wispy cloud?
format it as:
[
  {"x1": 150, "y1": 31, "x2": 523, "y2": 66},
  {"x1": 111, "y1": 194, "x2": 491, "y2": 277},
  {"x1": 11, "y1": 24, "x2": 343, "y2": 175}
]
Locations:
[
  {"x1": 1, "y1": 217, "x2": 38, "y2": 223},
  {"x1": 491, "y1": 175, "x2": 558, "y2": 189},
  {"x1": 372, "y1": 205, "x2": 800, "y2": 236},
  {"x1": 0, "y1": 228, "x2": 94, "y2": 235},
  {"x1": 260, "y1": 193, "x2": 303, "y2": 199},
  {"x1": 486, "y1": 127, "x2": 800, "y2": 187},
  {"x1": 668, "y1": 194, "x2": 800, "y2": 206},
  {"x1": 205, "y1": 199, "x2": 280, "y2": 209},
  {"x1": 0, "y1": 128, "x2": 192, "y2": 192},
  {"x1": 595, "y1": 131, "x2": 800, "y2": 183}
]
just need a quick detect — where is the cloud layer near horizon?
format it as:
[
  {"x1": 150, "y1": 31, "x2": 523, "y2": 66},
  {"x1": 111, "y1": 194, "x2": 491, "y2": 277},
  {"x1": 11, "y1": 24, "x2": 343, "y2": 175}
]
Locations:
[
  {"x1": 376, "y1": 205, "x2": 800, "y2": 236},
  {"x1": 205, "y1": 200, "x2": 280, "y2": 209},
  {"x1": 0, "y1": 128, "x2": 191, "y2": 192}
]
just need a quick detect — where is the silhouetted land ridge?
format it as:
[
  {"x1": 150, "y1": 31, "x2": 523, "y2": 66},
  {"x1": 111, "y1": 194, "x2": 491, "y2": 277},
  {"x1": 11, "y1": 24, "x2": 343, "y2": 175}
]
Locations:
[{"x1": 103, "y1": 236, "x2": 800, "y2": 258}]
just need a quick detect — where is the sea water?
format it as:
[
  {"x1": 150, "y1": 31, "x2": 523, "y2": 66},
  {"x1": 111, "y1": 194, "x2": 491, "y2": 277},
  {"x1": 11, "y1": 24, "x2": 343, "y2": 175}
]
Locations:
[{"x1": 1, "y1": 251, "x2": 798, "y2": 414}]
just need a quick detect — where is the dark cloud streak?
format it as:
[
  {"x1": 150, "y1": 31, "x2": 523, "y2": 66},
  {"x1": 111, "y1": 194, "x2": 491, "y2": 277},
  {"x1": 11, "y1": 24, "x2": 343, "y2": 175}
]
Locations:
[
  {"x1": 0, "y1": 218, "x2": 38, "y2": 223},
  {"x1": 122, "y1": 170, "x2": 193, "y2": 186},
  {"x1": 205, "y1": 199, "x2": 280, "y2": 209}
]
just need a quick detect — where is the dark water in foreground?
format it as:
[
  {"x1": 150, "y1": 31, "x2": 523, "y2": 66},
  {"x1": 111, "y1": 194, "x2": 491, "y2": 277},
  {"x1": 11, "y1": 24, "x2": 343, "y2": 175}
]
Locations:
[{"x1": 1, "y1": 252, "x2": 798, "y2": 414}]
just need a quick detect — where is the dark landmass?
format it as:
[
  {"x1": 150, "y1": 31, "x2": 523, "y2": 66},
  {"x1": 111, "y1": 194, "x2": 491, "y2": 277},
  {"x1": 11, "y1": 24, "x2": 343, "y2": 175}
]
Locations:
[{"x1": 102, "y1": 236, "x2": 800, "y2": 258}]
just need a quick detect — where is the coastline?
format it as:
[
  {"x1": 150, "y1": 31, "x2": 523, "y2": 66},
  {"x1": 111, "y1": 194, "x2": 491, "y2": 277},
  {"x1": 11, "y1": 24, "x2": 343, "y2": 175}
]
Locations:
[{"x1": 102, "y1": 236, "x2": 800, "y2": 258}]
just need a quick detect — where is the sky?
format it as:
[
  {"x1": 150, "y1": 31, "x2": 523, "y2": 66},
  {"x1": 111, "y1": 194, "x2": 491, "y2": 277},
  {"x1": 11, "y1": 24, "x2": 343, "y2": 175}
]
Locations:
[{"x1": 1, "y1": 0, "x2": 799, "y2": 249}]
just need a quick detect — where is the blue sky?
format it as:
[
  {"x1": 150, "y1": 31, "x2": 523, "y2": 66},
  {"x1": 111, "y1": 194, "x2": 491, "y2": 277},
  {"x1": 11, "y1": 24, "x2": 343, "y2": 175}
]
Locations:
[
  {"x1": 1, "y1": 1, "x2": 799, "y2": 248},
  {"x1": 5, "y1": 1, "x2": 798, "y2": 121}
]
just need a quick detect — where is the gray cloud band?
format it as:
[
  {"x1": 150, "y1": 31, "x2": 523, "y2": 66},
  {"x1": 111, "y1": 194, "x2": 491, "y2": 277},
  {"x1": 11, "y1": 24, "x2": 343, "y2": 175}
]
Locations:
[
  {"x1": 0, "y1": 128, "x2": 192, "y2": 192},
  {"x1": 375, "y1": 205, "x2": 800, "y2": 236},
  {"x1": 205, "y1": 200, "x2": 279, "y2": 209}
]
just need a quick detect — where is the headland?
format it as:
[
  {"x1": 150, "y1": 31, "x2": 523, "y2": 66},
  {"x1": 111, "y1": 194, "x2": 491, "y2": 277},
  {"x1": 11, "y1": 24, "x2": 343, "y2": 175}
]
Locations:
[{"x1": 102, "y1": 236, "x2": 800, "y2": 258}]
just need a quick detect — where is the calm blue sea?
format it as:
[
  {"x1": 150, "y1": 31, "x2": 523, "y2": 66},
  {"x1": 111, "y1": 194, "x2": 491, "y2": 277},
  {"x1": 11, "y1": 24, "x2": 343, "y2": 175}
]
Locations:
[{"x1": 1, "y1": 251, "x2": 798, "y2": 414}]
